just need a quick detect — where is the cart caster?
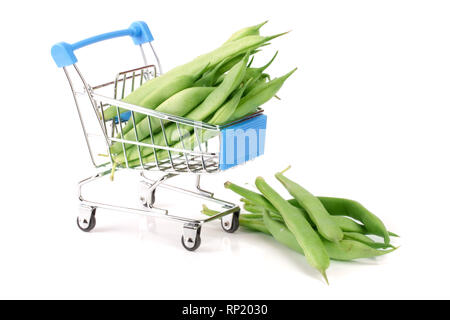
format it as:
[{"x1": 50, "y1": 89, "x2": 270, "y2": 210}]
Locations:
[
  {"x1": 221, "y1": 211, "x2": 240, "y2": 233},
  {"x1": 77, "y1": 207, "x2": 96, "y2": 232},
  {"x1": 181, "y1": 223, "x2": 201, "y2": 251}
]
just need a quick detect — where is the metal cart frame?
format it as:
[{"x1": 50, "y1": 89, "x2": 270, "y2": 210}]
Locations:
[{"x1": 51, "y1": 21, "x2": 266, "y2": 251}]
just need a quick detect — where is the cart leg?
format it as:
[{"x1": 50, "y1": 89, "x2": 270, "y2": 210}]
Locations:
[
  {"x1": 140, "y1": 173, "x2": 176, "y2": 208},
  {"x1": 181, "y1": 223, "x2": 202, "y2": 251},
  {"x1": 195, "y1": 175, "x2": 214, "y2": 198}
]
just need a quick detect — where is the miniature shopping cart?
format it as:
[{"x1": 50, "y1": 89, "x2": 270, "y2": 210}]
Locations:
[{"x1": 51, "y1": 21, "x2": 267, "y2": 251}]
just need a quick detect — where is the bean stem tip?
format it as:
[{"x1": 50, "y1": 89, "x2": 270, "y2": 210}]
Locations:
[
  {"x1": 256, "y1": 20, "x2": 269, "y2": 30},
  {"x1": 321, "y1": 271, "x2": 330, "y2": 285},
  {"x1": 110, "y1": 162, "x2": 117, "y2": 181},
  {"x1": 279, "y1": 165, "x2": 292, "y2": 175}
]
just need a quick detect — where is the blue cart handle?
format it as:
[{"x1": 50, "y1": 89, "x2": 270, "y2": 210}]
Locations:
[{"x1": 51, "y1": 21, "x2": 154, "y2": 68}]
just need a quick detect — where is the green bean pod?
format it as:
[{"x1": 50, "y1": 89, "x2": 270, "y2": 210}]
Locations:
[
  {"x1": 241, "y1": 197, "x2": 313, "y2": 225},
  {"x1": 230, "y1": 68, "x2": 297, "y2": 121},
  {"x1": 103, "y1": 74, "x2": 198, "y2": 121},
  {"x1": 262, "y1": 210, "x2": 396, "y2": 262},
  {"x1": 287, "y1": 198, "x2": 399, "y2": 238},
  {"x1": 243, "y1": 203, "x2": 264, "y2": 214},
  {"x1": 224, "y1": 181, "x2": 278, "y2": 213},
  {"x1": 244, "y1": 75, "x2": 268, "y2": 96},
  {"x1": 124, "y1": 129, "x2": 219, "y2": 168},
  {"x1": 201, "y1": 205, "x2": 270, "y2": 234},
  {"x1": 110, "y1": 86, "x2": 215, "y2": 154},
  {"x1": 275, "y1": 168, "x2": 343, "y2": 243},
  {"x1": 255, "y1": 177, "x2": 330, "y2": 283},
  {"x1": 243, "y1": 51, "x2": 278, "y2": 82},
  {"x1": 213, "y1": 50, "x2": 261, "y2": 86},
  {"x1": 245, "y1": 196, "x2": 362, "y2": 233},
  {"x1": 317, "y1": 197, "x2": 391, "y2": 245},
  {"x1": 324, "y1": 240, "x2": 396, "y2": 261},
  {"x1": 240, "y1": 218, "x2": 271, "y2": 234},
  {"x1": 343, "y1": 232, "x2": 394, "y2": 249},
  {"x1": 241, "y1": 204, "x2": 285, "y2": 222},
  {"x1": 183, "y1": 53, "x2": 249, "y2": 121},
  {"x1": 209, "y1": 79, "x2": 251, "y2": 125},
  {"x1": 329, "y1": 216, "x2": 367, "y2": 234},
  {"x1": 224, "y1": 21, "x2": 269, "y2": 43},
  {"x1": 194, "y1": 58, "x2": 229, "y2": 87}
]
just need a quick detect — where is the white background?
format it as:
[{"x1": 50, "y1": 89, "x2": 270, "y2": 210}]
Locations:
[{"x1": 0, "y1": 0, "x2": 449, "y2": 299}]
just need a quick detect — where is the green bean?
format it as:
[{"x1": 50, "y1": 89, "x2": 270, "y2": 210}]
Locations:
[
  {"x1": 107, "y1": 62, "x2": 211, "y2": 141},
  {"x1": 224, "y1": 181, "x2": 278, "y2": 213},
  {"x1": 194, "y1": 58, "x2": 230, "y2": 87},
  {"x1": 262, "y1": 210, "x2": 396, "y2": 262},
  {"x1": 255, "y1": 176, "x2": 330, "y2": 283},
  {"x1": 239, "y1": 52, "x2": 277, "y2": 96},
  {"x1": 287, "y1": 198, "x2": 398, "y2": 238},
  {"x1": 245, "y1": 196, "x2": 362, "y2": 233},
  {"x1": 224, "y1": 21, "x2": 269, "y2": 43},
  {"x1": 241, "y1": 197, "x2": 314, "y2": 225},
  {"x1": 343, "y1": 232, "x2": 394, "y2": 249},
  {"x1": 243, "y1": 51, "x2": 278, "y2": 83},
  {"x1": 202, "y1": 204, "x2": 270, "y2": 221},
  {"x1": 329, "y1": 216, "x2": 367, "y2": 234},
  {"x1": 103, "y1": 74, "x2": 199, "y2": 121},
  {"x1": 209, "y1": 79, "x2": 250, "y2": 125},
  {"x1": 224, "y1": 183, "x2": 311, "y2": 222},
  {"x1": 325, "y1": 240, "x2": 397, "y2": 261},
  {"x1": 244, "y1": 75, "x2": 268, "y2": 96},
  {"x1": 213, "y1": 50, "x2": 261, "y2": 86},
  {"x1": 240, "y1": 218, "x2": 271, "y2": 234},
  {"x1": 243, "y1": 203, "x2": 263, "y2": 214},
  {"x1": 230, "y1": 68, "x2": 297, "y2": 121},
  {"x1": 317, "y1": 197, "x2": 391, "y2": 245},
  {"x1": 235, "y1": 187, "x2": 360, "y2": 237},
  {"x1": 275, "y1": 167, "x2": 343, "y2": 243},
  {"x1": 183, "y1": 53, "x2": 249, "y2": 121},
  {"x1": 113, "y1": 54, "x2": 249, "y2": 165},
  {"x1": 148, "y1": 81, "x2": 251, "y2": 160},
  {"x1": 201, "y1": 205, "x2": 270, "y2": 234},
  {"x1": 389, "y1": 231, "x2": 400, "y2": 238},
  {"x1": 110, "y1": 86, "x2": 215, "y2": 154},
  {"x1": 241, "y1": 204, "x2": 285, "y2": 222},
  {"x1": 247, "y1": 56, "x2": 255, "y2": 68}
]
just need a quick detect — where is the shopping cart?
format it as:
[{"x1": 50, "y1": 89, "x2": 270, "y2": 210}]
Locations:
[{"x1": 51, "y1": 21, "x2": 267, "y2": 251}]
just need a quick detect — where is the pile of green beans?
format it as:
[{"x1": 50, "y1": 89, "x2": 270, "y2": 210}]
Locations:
[
  {"x1": 103, "y1": 22, "x2": 296, "y2": 169},
  {"x1": 211, "y1": 167, "x2": 398, "y2": 284}
]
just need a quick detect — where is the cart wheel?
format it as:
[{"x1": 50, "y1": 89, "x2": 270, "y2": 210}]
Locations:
[
  {"x1": 181, "y1": 235, "x2": 201, "y2": 251},
  {"x1": 77, "y1": 208, "x2": 96, "y2": 232},
  {"x1": 221, "y1": 211, "x2": 240, "y2": 233},
  {"x1": 181, "y1": 225, "x2": 202, "y2": 251}
]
